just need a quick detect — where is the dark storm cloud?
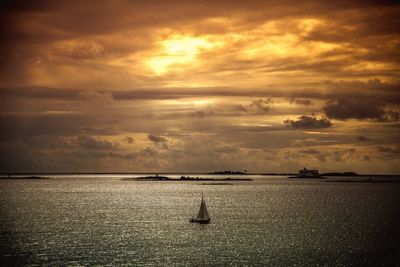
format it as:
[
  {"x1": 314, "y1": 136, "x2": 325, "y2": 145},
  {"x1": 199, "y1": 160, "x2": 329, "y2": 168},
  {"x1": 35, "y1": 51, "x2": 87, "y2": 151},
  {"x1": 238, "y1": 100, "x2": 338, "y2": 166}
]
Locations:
[
  {"x1": 284, "y1": 115, "x2": 332, "y2": 129},
  {"x1": 324, "y1": 98, "x2": 383, "y2": 120},
  {"x1": 322, "y1": 98, "x2": 399, "y2": 121}
]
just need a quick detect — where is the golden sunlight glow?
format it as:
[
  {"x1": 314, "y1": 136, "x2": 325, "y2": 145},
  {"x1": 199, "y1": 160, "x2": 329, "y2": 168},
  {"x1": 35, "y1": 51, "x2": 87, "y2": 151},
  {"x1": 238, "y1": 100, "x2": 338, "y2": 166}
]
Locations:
[
  {"x1": 145, "y1": 35, "x2": 215, "y2": 75},
  {"x1": 162, "y1": 98, "x2": 215, "y2": 106},
  {"x1": 191, "y1": 99, "x2": 214, "y2": 106}
]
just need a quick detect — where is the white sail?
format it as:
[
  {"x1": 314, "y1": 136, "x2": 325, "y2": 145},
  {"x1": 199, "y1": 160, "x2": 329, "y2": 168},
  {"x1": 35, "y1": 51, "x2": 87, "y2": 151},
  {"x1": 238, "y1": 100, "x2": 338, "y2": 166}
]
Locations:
[
  {"x1": 202, "y1": 200, "x2": 210, "y2": 220},
  {"x1": 196, "y1": 197, "x2": 210, "y2": 220}
]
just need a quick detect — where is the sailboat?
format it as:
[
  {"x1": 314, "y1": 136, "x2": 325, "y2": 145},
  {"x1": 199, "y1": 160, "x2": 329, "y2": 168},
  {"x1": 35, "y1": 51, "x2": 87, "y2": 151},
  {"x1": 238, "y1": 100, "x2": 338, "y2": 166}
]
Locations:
[{"x1": 190, "y1": 194, "x2": 210, "y2": 224}]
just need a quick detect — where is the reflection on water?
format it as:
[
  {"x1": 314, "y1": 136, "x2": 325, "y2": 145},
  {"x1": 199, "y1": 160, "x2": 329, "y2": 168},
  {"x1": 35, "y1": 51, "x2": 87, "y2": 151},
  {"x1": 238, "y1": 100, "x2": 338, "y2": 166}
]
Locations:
[{"x1": 1, "y1": 175, "x2": 399, "y2": 266}]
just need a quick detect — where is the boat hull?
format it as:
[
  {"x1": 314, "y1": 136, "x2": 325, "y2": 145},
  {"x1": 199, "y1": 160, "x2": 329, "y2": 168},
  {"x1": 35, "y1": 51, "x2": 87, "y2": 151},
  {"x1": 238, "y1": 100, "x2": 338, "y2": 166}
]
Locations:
[{"x1": 190, "y1": 218, "x2": 210, "y2": 224}]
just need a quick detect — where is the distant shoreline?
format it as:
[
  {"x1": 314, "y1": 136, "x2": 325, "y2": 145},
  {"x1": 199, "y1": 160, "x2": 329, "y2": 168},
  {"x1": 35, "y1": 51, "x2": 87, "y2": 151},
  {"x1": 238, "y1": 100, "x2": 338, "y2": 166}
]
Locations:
[
  {"x1": 326, "y1": 179, "x2": 400, "y2": 184},
  {"x1": 122, "y1": 175, "x2": 253, "y2": 181},
  {"x1": 0, "y1": 176, "x2": 51, "y2": 180},
  {"x1": 288, "y1": 176, "x2": 326, "y2": 179},
  {"x1": 1, "y1": 172, "x2": 400, "y2": 177}
]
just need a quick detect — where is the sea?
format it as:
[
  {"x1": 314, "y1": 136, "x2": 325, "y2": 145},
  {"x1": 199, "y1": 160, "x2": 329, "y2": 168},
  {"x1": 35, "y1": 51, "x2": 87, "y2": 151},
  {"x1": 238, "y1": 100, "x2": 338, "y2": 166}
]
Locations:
[{"x1": 1, "y1": 174, "x2": 399, "y2": 266}]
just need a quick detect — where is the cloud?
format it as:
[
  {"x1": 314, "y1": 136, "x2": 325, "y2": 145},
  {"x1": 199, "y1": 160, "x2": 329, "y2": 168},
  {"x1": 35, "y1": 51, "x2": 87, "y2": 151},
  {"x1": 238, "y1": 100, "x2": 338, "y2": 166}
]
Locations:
[
  {"x1": 0, "y1": 113, "x2": 89, "y2": 140},
  {"x1": 233, "y1": 104, "x2": 248, "y2": 112},
  {"x1": 148, "y1": 133, "x2": 167, "y2": 143},
  {"x1": 1, "y1": 1, "x2": 398, "y2": 91},
  {"x1": 323, "y1": 98, "x2": 400, "y2": 121},
  {"x1": 363, "y1": 154, "x2": 371, "y2": 161},
  {"x1": 298, "y1": 148, "x2": 327, "y2": 162},
  {"x1": 1, "y1": 1, "x2": 400, "y2": 174},
  {"x1": 125, "y1": 136, "x2": 134, "y2": 144},
  {"x1": 356, "y1": 135, "x2": 369, "y2": 141},
  {"x1": 323, "y1": 98, "x2": 386, "y2": 120},
  {"x1": 60, "y1": 40, "x2": 105, "y2": 60},
  {"x1": 107, "y1": 152, "x2": 136, "y2": 160},
  {"x1": 79, "y1": 90, "x2": 114, "y2": 102},
  {"x1": 1, "y1": 82, "x2": 399, "y2": 104},
  {"x1": 81, "y1": 126, "x2": 119, "y2": 136},
  {"x1": 188, "y1": 107, "x2": 216, "y2": 118},
  {"x1": 287, "y1": 98, "x2": 314, "y2": 106},
  {"x1": 290, "y1": 147, "x2": 358, "y2": 163},
  {"x1": 324, "y1": 79, "x2": 400, "y2": 96},
  {"x1": 377, "y1": 145, "x2": 400, "y2": 154},
  {"x1": 383, "y1": 110, "x2": 400, "y2": 122},
  {"x1": 75, "y1": 135, "x2": 118, "y2": 150},
  {"x1": 284, "y1": 115, "x2": 332, "y2": 129},
  {"x1": 250, "y1": 98, "x2": 274, "y2": 112},
  {"x1": 231, "y1": 98, "x2": 274, "y2": 115},
  {"x1": 298, "y1": 149, "x2": 320, "y2": 154},
  {"x1": 137, "y1": 147, "x2": 158, "y2": 157},
  {"x1": 0, "y1": 86, "x2": 80, "y2": 100}
]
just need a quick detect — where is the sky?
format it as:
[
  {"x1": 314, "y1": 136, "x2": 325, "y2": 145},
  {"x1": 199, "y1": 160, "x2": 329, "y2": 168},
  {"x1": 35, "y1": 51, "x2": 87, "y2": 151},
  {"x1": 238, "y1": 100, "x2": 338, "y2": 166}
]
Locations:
[{"x1": 0, "y1": 0, "x2": 399, "y2": 173}]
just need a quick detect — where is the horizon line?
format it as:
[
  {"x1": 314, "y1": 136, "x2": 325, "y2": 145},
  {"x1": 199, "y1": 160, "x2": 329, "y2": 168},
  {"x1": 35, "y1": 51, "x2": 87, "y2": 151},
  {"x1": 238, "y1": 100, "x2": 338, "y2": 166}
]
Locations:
[{"x1": 1, "y1": 172, "x2": 400, "y2": 176}]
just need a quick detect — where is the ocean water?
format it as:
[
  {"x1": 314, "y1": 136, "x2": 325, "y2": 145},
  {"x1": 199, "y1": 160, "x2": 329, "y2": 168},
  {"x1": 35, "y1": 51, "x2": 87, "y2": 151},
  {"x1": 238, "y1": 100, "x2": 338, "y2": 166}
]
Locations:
[{"x1": 1, "y1": 175, "x2": 399, "y2": 266}]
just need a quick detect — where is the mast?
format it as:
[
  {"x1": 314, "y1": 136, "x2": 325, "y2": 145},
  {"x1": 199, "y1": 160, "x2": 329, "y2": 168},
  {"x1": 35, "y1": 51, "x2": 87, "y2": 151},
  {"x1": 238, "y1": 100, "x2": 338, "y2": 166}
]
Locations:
[{"x1": 197, "y1": 198, "x2": 204, "y2": 219}]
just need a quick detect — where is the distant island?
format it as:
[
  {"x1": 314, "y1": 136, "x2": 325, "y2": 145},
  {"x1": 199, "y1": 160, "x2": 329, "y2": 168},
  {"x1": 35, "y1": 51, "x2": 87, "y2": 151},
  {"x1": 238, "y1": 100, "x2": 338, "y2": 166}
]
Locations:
[
  {"x1": 288, "y1": 167, "x2": 324, "y2": 178},
  {"x1": 321, "y1": 172, "x2": 358, "y2": 176},
  {"x1": 123, "y1": 174, "x2": 252, "y2": 181},
  {"x1": 209, "y1": 170, "x2": 247, "y2": 175},
  {"x1": 286, "y1": 168, "x2": 365, "y2": 179},
  {"x1": 0, "y1": 175, "x2": 50, "y2": 180}
]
